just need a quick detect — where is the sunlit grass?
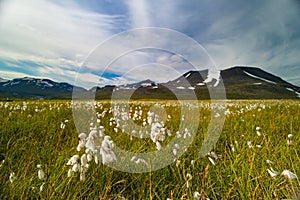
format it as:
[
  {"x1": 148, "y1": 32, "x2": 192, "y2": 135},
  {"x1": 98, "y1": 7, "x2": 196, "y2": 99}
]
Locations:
[{"x1": 0, "y1": 100, "x2": 299, "y2": 199}]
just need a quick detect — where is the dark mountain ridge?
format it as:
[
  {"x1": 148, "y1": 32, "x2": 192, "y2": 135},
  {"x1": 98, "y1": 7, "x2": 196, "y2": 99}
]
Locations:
[{"x1": 0, "y1": 66, "x2": 299, "y2": 99}]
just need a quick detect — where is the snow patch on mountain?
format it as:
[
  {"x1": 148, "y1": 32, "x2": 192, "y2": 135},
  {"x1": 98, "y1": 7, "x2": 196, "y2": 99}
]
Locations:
[
  {"x1": 37, "y1": 80, "x2": 54, "y2": 88},
  {"x1": 243, "y1": 71, "x2": 276, "y2": 84},
  {"x1": 141, "y1": 82, "x2": 152, "y2": 87},
  {"x1": 184, "y1": 73, "x2": 191, "y2": 78},
  {"x1": 3, "y1": 81, "x2": 20, "y2": 86},
  {"x1": 286, "y1": 87, "x2": 300, "y2": 98},
  {"x1": 286, "y1": 87, "x2": 294, "y2": 92}
]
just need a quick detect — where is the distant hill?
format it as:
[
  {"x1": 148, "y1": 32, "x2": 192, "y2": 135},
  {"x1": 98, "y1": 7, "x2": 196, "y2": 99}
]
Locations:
[
  {"x1": 1, "y1": 66, "x2": 299, "y2": 100},
  {"x1": 0, "y1": 77, "x2": 86, "y2": 99},
  {"x1": 220, "y1": 66, "x2": 300, "y2": 99},
  {"x1": 159, "y1": 66, "x2": 300, "y2": 99},
  {"x1": 93, "y1": 66, "x2": 300, "y2": 99}
]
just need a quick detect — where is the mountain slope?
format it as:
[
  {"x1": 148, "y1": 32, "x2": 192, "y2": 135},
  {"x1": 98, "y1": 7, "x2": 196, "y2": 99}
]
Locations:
[
  {"x1": 111, "y1": 66, "x2": 300, "y2": 99},
  {"x1": 0, "y1": 66, "x2": 299, "y2": 100},
  {"x1": 155, "y1": 66, "x2": 299, "y2": 99},
  {"x1": 0, "y1": 77, "x2": 87, "y2": 99},
  {"x1": 220, "y1": 66, "x2": 300, "y2": 99}
]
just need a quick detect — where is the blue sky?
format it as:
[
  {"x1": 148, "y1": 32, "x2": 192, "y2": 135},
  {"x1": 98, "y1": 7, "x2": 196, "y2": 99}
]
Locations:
[{"x1": 0, "y1": 0, "x2": 299, "y2": 88}]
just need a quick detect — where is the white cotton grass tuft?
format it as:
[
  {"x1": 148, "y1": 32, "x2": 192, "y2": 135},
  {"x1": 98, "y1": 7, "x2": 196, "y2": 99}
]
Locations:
[
  {"x1": 37, "y1": 164, "x2": 44, "y2": 180},
  {"x1": 266, "y1": 159, "x2": 273, "y2": 164},
  {"x1": 172, "y1": 148, "x2": 177, "y2": 156},
  {"x1": 186, "y1": 173, "x2": 192, "y2": 188},
  {"x1": 0, "y1": 159, "x2": 5, "y2": 168},
  {"x1": 267, "y1": 167, "x2": 279, "y2": 179},
  {"x1": 287, "y1": 134, "x2": 294, "y2": 146},
  {"x1": 256, "y1": 127, "x2": 261, "y2": 136},
  {"x1": 281, "y1": 170, "x2": 298, "y2": 180},
  {"x1": 207, "y1": 151, "x2": 221, "y2": 160},
  {"x1": 77, "y1": 132, "x2": 89, "y2": 151},
  {"x1": 72, "y1": 163, "x2": 80, "y2": 172},
  {"x1": 256, "y1": 131, "x2": 261, "y2": 137},
  {"x1": 208, "y1": 157, "x2": 216, "y2": 166},
  {"x1": 60, "y1": 122, "x2": 66, "y2": 129},
  {"x1": 67, "y1": 123, "x2": 118, "y2": 181},
  {"x1": 100, "y1": 136, "x2": 117, "y2": 164},
  {"x1": 80, "y1": 166, "x2": 87, "y2": 182},
  {"x1": 67, "y1": 155, "x2": 80, "y2": 166},
  {"x1": 247, "y1": 141, "x2": 253, "y2": 148},
  {"x1": 86, "y1": 152, "x2": 93, "y2": 162},
  {"x1": 186, "y1": 173, "x2": 192, "y2": 179},
  {"x1": 191, "y1": 160, "x2": 195, "y2": 168},
  {"x1": 81, "y1": 154, "x2": 88, "y2": 168},
  {"x1": 39, "y1": 182, "x2": 45, "y2": 192},
  {"x1": 67, "y1": 169, "x2": 73, "y2": 177},
  {"x1": 155, "y1": 141, "x2": 162, "y2": 151},
  {"x1": 230, "y1": 144, "x2": 235, "y2": 152},
  {"x1": 193, "y1": 191, "x2": 201, "y2": 200},
  {"x1": 176, "y1": 160, "x2": 181, "y2": 167},
  {"x1": 78, "y1": 133, "x2": 87, "y2": 140},
  {"x1": 9, "y1": 172, "x2": 16, "y2": 183},
  {"x1": 131, "y1": 156, "x2": 136, "y2": 162}
]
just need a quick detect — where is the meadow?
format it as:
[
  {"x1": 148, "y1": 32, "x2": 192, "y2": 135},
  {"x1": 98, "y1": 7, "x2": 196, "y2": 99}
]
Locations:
[{"x1": 0, "y1": 100, "x2": 299, "y2": 199}]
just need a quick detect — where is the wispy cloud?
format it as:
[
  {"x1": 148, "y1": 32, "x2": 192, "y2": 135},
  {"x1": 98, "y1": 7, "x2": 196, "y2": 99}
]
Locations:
[
  {"x1": 126, "y1": 0, "x2": 152, "y2": 28},
  {"x1": 0, "y1": 70, "x2": 29, "y2": 79},
  {"x1": 0, "y1": 0, "x2": 125, "y2": 88},
  {"x1": 0, "y1": 0, "x2": 299, "y2": 87}
]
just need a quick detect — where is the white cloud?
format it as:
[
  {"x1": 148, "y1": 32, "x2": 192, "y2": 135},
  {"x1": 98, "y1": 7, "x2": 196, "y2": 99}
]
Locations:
[
  {"x1": 0, "y1": 70, "x2": 30, "y2": 80},
  {"x1": 0, "y1": 0, "x2": 299, "y2": 87},
  {"x1": 120, "y1": 63, "x2": 184, "y2": 83},
  {"x1": 82, "y1": 28, "x2": 214, "y2": 79},
  {"x1": 0, "y1": 0, "x2": 124, "y2": 87},
  {"x1": 126, "y1": 0, "x2": 152, "y2": 28}
]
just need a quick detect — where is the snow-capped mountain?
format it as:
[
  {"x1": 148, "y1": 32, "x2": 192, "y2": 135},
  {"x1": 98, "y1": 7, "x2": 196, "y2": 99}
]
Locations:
[
  {"x1": 0, "y1": 77, "x2": 86, "y2": 99},
  {"x1": 115, "y1": 79, "x2": 157, "y2": 90},
  {"x1": 219, "y1": 66, "x2": 300, "y2": 98},
  {"x1": 91, "y1": 66, "x2": 300, "y2": 100},
  {"x1": 161, "y1": 66, "x2": 300, "y2": 99},
  {"x1": 1, "y1": 66, "x2": 299, "y2": 99}
]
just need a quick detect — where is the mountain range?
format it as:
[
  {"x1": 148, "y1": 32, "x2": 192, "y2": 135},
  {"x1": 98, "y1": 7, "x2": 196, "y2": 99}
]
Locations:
[{"x1": 0, "y1": 66, "x2": 299, "y2": 100}]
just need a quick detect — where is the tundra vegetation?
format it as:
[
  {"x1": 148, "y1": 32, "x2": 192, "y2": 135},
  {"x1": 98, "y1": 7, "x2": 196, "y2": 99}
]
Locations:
[{"x1": 0, "y1": 100, "x2": 299, "y2": 199}]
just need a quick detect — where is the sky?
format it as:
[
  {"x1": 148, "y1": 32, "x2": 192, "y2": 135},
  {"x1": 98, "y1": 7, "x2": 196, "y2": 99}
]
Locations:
[{"x1": 0, "y1": 0, "x2": 299, "y2": 88}]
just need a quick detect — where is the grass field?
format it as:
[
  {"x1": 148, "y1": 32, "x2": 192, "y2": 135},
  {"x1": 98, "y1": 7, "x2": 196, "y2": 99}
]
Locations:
[{"x1": 0, "y1": 100, "x2": 299, "y2": 199}]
